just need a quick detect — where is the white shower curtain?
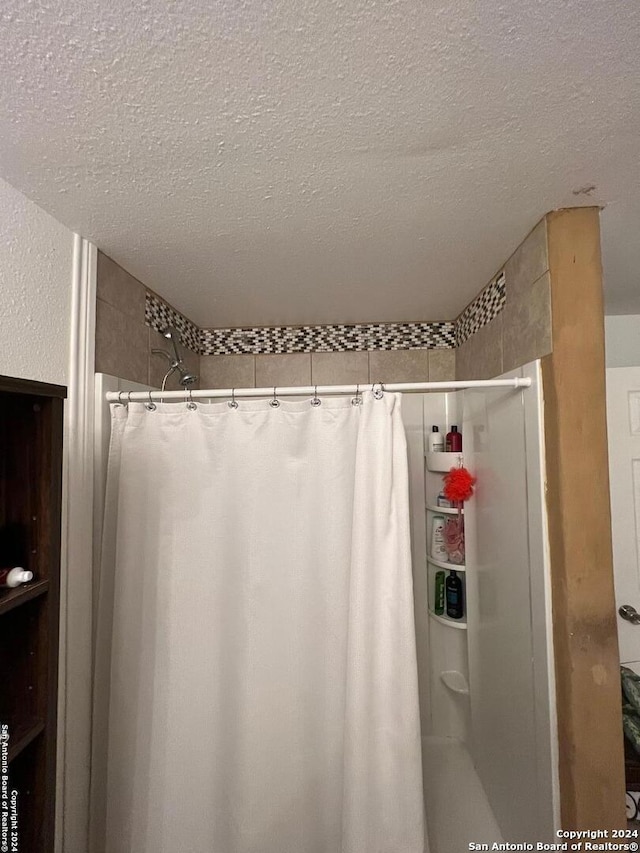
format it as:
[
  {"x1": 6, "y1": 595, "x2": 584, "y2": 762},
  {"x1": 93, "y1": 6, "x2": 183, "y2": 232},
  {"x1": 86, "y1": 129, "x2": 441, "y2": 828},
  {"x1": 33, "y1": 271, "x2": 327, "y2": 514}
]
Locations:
[{"x1": 92, "y1": 392, "x2": 425, "y2": 853}]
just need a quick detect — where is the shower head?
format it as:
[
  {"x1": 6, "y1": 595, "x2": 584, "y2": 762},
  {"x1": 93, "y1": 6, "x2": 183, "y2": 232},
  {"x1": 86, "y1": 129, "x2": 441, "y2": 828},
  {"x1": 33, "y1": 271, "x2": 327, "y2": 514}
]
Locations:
[
  {"x1": 152, "y1": 327, "x2": 199, "y2": 388},
  {"x1": 177, "y1": 365, "x2": 198, "y2": 387}
]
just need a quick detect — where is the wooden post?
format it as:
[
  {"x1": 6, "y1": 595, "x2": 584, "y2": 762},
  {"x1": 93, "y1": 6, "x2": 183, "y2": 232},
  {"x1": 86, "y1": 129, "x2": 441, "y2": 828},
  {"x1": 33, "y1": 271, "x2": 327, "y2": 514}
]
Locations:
[{"x1": 541, "y1": 207, "x2": 626, "y2": 828}]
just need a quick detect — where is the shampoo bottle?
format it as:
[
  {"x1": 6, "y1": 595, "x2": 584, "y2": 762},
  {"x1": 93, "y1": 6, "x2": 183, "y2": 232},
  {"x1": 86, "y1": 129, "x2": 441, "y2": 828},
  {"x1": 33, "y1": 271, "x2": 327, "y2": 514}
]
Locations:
[
  {"x1": 428, "y1": 426, "x2": 444, "y2": 452},
  {"x1": 445, "y1": 570, "x2": 464, "y2": 619},
  {"x1": 445, "y1": 425, "x2": 462, "y2": 452},
  {"x1": 431, "y1": 516, "x2": 447, "y2": 561},
  {"x1": 0, "y1": 567, "x2": 34, "y2": 588}
]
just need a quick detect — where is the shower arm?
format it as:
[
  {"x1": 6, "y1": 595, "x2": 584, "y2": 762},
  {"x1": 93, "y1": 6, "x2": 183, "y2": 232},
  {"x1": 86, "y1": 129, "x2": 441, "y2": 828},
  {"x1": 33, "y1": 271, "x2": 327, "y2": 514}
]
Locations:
[
  {"x1": 151, "y1": 348, "x2": 180, "y2": 370},
  {"x1": 150, "y1": 327, "x2": 199, "y2": 387}
]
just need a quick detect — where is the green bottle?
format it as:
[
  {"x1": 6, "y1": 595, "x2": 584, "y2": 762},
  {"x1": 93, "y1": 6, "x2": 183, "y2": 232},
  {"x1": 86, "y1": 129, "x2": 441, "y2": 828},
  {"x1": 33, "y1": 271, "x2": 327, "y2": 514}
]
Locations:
[{"x1": 435, "y1": 570, "x2": 445, "y2": 615}]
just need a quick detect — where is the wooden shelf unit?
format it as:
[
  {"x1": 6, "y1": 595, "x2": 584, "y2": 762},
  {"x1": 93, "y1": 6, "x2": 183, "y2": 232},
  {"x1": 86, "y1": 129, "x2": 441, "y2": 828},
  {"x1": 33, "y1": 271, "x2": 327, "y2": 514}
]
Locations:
[
  {"x1": 0, "y1": 580, "x2": 49, "y2": 617},
  {"x1": 0, "y1": 374, "x2": 65, "y2": 853}
]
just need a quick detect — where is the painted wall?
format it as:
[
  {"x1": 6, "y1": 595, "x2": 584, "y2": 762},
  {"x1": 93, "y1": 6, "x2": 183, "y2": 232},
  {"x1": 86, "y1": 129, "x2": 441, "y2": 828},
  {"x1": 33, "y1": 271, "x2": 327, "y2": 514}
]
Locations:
[
  {"x1": 0, "y1": 177, "x2": 74, "y2": 385},
  {"x1": 605, "y1": 315, "x2": 640, "y2": 367}
]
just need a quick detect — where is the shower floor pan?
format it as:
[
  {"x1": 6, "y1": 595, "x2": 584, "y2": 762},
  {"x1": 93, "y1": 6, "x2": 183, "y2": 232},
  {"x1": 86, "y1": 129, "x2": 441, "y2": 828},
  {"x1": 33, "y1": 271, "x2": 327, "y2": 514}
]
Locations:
[{"x1": 422, "y1": 735, "x2": 503, "y2": 853}]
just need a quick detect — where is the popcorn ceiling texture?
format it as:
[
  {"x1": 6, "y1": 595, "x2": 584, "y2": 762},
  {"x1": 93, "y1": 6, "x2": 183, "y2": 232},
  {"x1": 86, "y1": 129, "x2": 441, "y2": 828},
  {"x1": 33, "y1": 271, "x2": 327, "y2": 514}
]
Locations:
[{"x1": 0, "y1": 0, "x2": 639, "y2": 327}]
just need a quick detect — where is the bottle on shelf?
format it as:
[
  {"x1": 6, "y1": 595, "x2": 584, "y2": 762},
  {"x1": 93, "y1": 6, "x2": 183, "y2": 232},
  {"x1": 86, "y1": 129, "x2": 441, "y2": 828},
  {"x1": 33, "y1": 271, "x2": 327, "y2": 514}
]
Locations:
[
  {"x1": 436, "y1": 490, "x2": 453, "y2": 508},
  {"x1": 445, "y1": 570, "x2": 464, "y2": 619},
  {"x1": 431, "y1": 515, "x2": 448, "y2": 561},
  {"x1": 443, "y1": 515, "x2": 465, "y2": 564},
  {"x1": 0, "y1": 566, "x2": 34, "y2": 588},
  {"x1": 445, "y1": 425, "x2": 462, "y2": 452},
  {"x1": 434, "y1": 571, "x2": 445, "y2": 615},
  {"x1": 428, "y1": 426, "x2": 444, "y2": 452}
]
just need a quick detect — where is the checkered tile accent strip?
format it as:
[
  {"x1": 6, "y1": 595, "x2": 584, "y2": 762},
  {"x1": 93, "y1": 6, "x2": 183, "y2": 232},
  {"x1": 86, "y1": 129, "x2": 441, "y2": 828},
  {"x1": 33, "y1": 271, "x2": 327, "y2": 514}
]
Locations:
[
  {"x1": 199, "y1": 321, "x2": 455, "y2": 355},
  {"x1": 145, "y1": 292, "x2": 455, "y2": 354},
  {"x1": 455, "y1": 272, "x2": 506, "y2": 346},
  {"x1": 144, "y1": 294, "x2": 201, "y2": 353},
  {"x1": 146, "y1": 272, "x2": 506, "y2": 356}
]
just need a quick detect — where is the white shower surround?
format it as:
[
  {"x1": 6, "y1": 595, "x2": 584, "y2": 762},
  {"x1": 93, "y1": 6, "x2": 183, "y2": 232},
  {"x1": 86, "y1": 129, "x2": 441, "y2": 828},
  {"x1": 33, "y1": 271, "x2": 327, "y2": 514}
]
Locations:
[{"x1": 403, "y1": 361, "x2": 558, "y2": 849}]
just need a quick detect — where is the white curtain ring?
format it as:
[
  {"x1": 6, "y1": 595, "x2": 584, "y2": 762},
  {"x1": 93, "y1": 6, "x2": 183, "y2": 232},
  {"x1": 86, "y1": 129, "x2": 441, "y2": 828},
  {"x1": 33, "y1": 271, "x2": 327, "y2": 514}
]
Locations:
[
  {"x1": 311, "y1": 385, "x2": 321, "y2": 407},
  {"x1": 270, "y1": 387, "x2": 280, "y2": 408},
  {"x1": 351, "y1": 384, "x2": 362, "y2": 406},
  {"x1": 186, "y1": 388, "x2": 197, "y2": 410},
  {"x1": 145, "y1": 391, "x2": 157, "y2": 411},
  {"x1": 373, "y1": 382, "x2": 384, "y2": 400},
  {"x1": 228, "y1": 388, "x2": 239, "y2": 409}
]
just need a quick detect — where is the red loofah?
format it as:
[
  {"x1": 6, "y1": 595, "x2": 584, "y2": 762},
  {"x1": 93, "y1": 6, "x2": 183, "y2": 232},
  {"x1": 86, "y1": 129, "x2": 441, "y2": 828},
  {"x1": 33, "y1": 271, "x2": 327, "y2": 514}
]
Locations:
[{"x1": 443, "y1": 466, "x2": 476, "y2": 503}]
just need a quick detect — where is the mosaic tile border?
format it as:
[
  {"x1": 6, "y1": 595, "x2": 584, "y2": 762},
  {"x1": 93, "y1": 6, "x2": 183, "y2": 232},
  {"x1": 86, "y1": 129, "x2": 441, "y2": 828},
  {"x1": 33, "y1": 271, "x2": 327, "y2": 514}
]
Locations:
[
  {"x1": 144, "y1": 295, "x2": 201, "y2": 354},
  {"x1": 145, "y1": 292, "x2": 455, "y2": 354},
  {"x1": 145, "y1": 272, "x2": 506, "y2": 356},
  {"x1": 199, "y1": 321, "x2": 455, "y2": 355},
  {"x1": 455, "y1": 272, "x2": 506, "y2": 347}
]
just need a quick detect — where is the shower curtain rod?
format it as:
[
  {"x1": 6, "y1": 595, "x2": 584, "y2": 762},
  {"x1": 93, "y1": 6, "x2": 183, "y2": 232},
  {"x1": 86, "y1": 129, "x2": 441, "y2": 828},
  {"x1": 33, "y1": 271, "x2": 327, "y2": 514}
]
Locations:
[{"x1": 106, "y1": 377, "x2": 531, "y2": 402}]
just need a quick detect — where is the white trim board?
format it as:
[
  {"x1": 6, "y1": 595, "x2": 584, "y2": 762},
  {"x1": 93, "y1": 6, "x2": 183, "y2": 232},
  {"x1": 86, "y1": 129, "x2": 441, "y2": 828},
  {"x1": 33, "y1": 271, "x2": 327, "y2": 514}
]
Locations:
[{"x1": 58, "y1": 236, "x2": 97, "y2": 853}]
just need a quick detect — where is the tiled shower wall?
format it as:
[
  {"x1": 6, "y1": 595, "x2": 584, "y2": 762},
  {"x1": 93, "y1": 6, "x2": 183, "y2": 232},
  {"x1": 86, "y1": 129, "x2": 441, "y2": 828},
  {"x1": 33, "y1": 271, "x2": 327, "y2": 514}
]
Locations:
[
  {"x1": 199, "y1": 347, "x2": 455, "y2": 389},
  {"x1": 455, "y1": 219, "x2": 551, "y2": 379},
  {"x1": 95, "y1": 212, "x2": 553, "y2": 389},
  {"x1": 95, "y1": 251, "x2": 456, "y2": 388},
  {"x1": 95, "y1": 252, "x2": 200, "y2": 389}
]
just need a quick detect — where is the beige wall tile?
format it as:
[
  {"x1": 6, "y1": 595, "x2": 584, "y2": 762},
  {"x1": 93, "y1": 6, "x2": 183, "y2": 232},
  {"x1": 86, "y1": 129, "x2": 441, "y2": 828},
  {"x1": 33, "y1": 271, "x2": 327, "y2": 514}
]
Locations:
[
  {"x1": 502, "y1": 271, "x2": 552, "y2": 373},
  {"x1": 504, "y1": 219, "x2": 549, "y2": 301},
  {"x1": 455, "y1": 216, "x2": 550, "y2": 379},
  {"x1": 199, "y1": 354, "x2": 256, "y2": 389},
  {"x1": 255, "y1": 354, "x2": 311, "y2": 387},
  {"x1": 368, "y1": 349, "x2": 430, "y2": 383},
  {"x1": 428, "y1": 348, "x2": 456, "y2": 381},
  {"x1": 455, "y1": 315, "x2": 503, "y2": 380},
  {"x1": 311, "y1": 352, "x2": 369, "y2": 385},
  {"x1": 95, "y1": 299, "x2": 148, "y2": 384},
  {"x1": 97, "y1": 251, "x2": 146, "y2": 320}
]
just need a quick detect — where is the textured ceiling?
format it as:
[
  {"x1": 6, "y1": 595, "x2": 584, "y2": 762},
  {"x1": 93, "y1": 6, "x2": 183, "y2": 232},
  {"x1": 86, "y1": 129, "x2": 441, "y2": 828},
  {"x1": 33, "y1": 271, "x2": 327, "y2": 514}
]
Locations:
[{"x1": 0, "y1": 0, "x2": 639, "y2": 326}]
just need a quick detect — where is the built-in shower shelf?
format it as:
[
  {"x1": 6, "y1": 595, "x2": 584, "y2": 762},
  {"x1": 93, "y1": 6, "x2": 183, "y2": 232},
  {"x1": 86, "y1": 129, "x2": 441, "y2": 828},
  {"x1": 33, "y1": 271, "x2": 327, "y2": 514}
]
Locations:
[
  {"x1": 425, "y1": 451, "x2": 463, "y2": 473},
  {"x1": 427, "y1": 557, "x2": 466, "y2": 572},
  {"x1": 440, "y1": 670, "x2": 470, "y2": 695},
  {"x1": 426, "y1": 504, "x2": 464, "y2": 516},
  {"x1": 428, "y1": 610, "x2": 467, "y2": 630}
]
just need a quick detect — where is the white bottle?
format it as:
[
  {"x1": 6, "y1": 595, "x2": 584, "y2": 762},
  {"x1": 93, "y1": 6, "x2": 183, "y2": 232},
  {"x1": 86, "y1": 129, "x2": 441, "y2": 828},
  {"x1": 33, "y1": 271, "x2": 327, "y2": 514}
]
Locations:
[
  {"x1": 0, "y1": 567, "x2": 34, "y2": 588},
  {"x1": 428, "y1": 426, "x2": 444, "y2": 452},
  {"x1": 431, "y1": 516, "x2": 448, "y2": 561}
]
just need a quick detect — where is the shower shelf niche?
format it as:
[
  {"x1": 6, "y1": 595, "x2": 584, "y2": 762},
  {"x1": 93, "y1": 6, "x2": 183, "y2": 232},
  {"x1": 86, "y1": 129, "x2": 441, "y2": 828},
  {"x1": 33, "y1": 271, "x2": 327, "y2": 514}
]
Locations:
[
  {"x1": 429, "y1": 611, "x2": 467, "y2": 630},
  {"x1": 425, "y1": 451, "x2": 463, "y2": 473},
  {"x1": 427, "y1": 556, "x2": 465, "y2": 572},
  {"x1": 426, "y1": 503, "x2": 464, "y2": 515},
  {"x1": 427, "y1": 560, "x2": 467, "y2": 628}
]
